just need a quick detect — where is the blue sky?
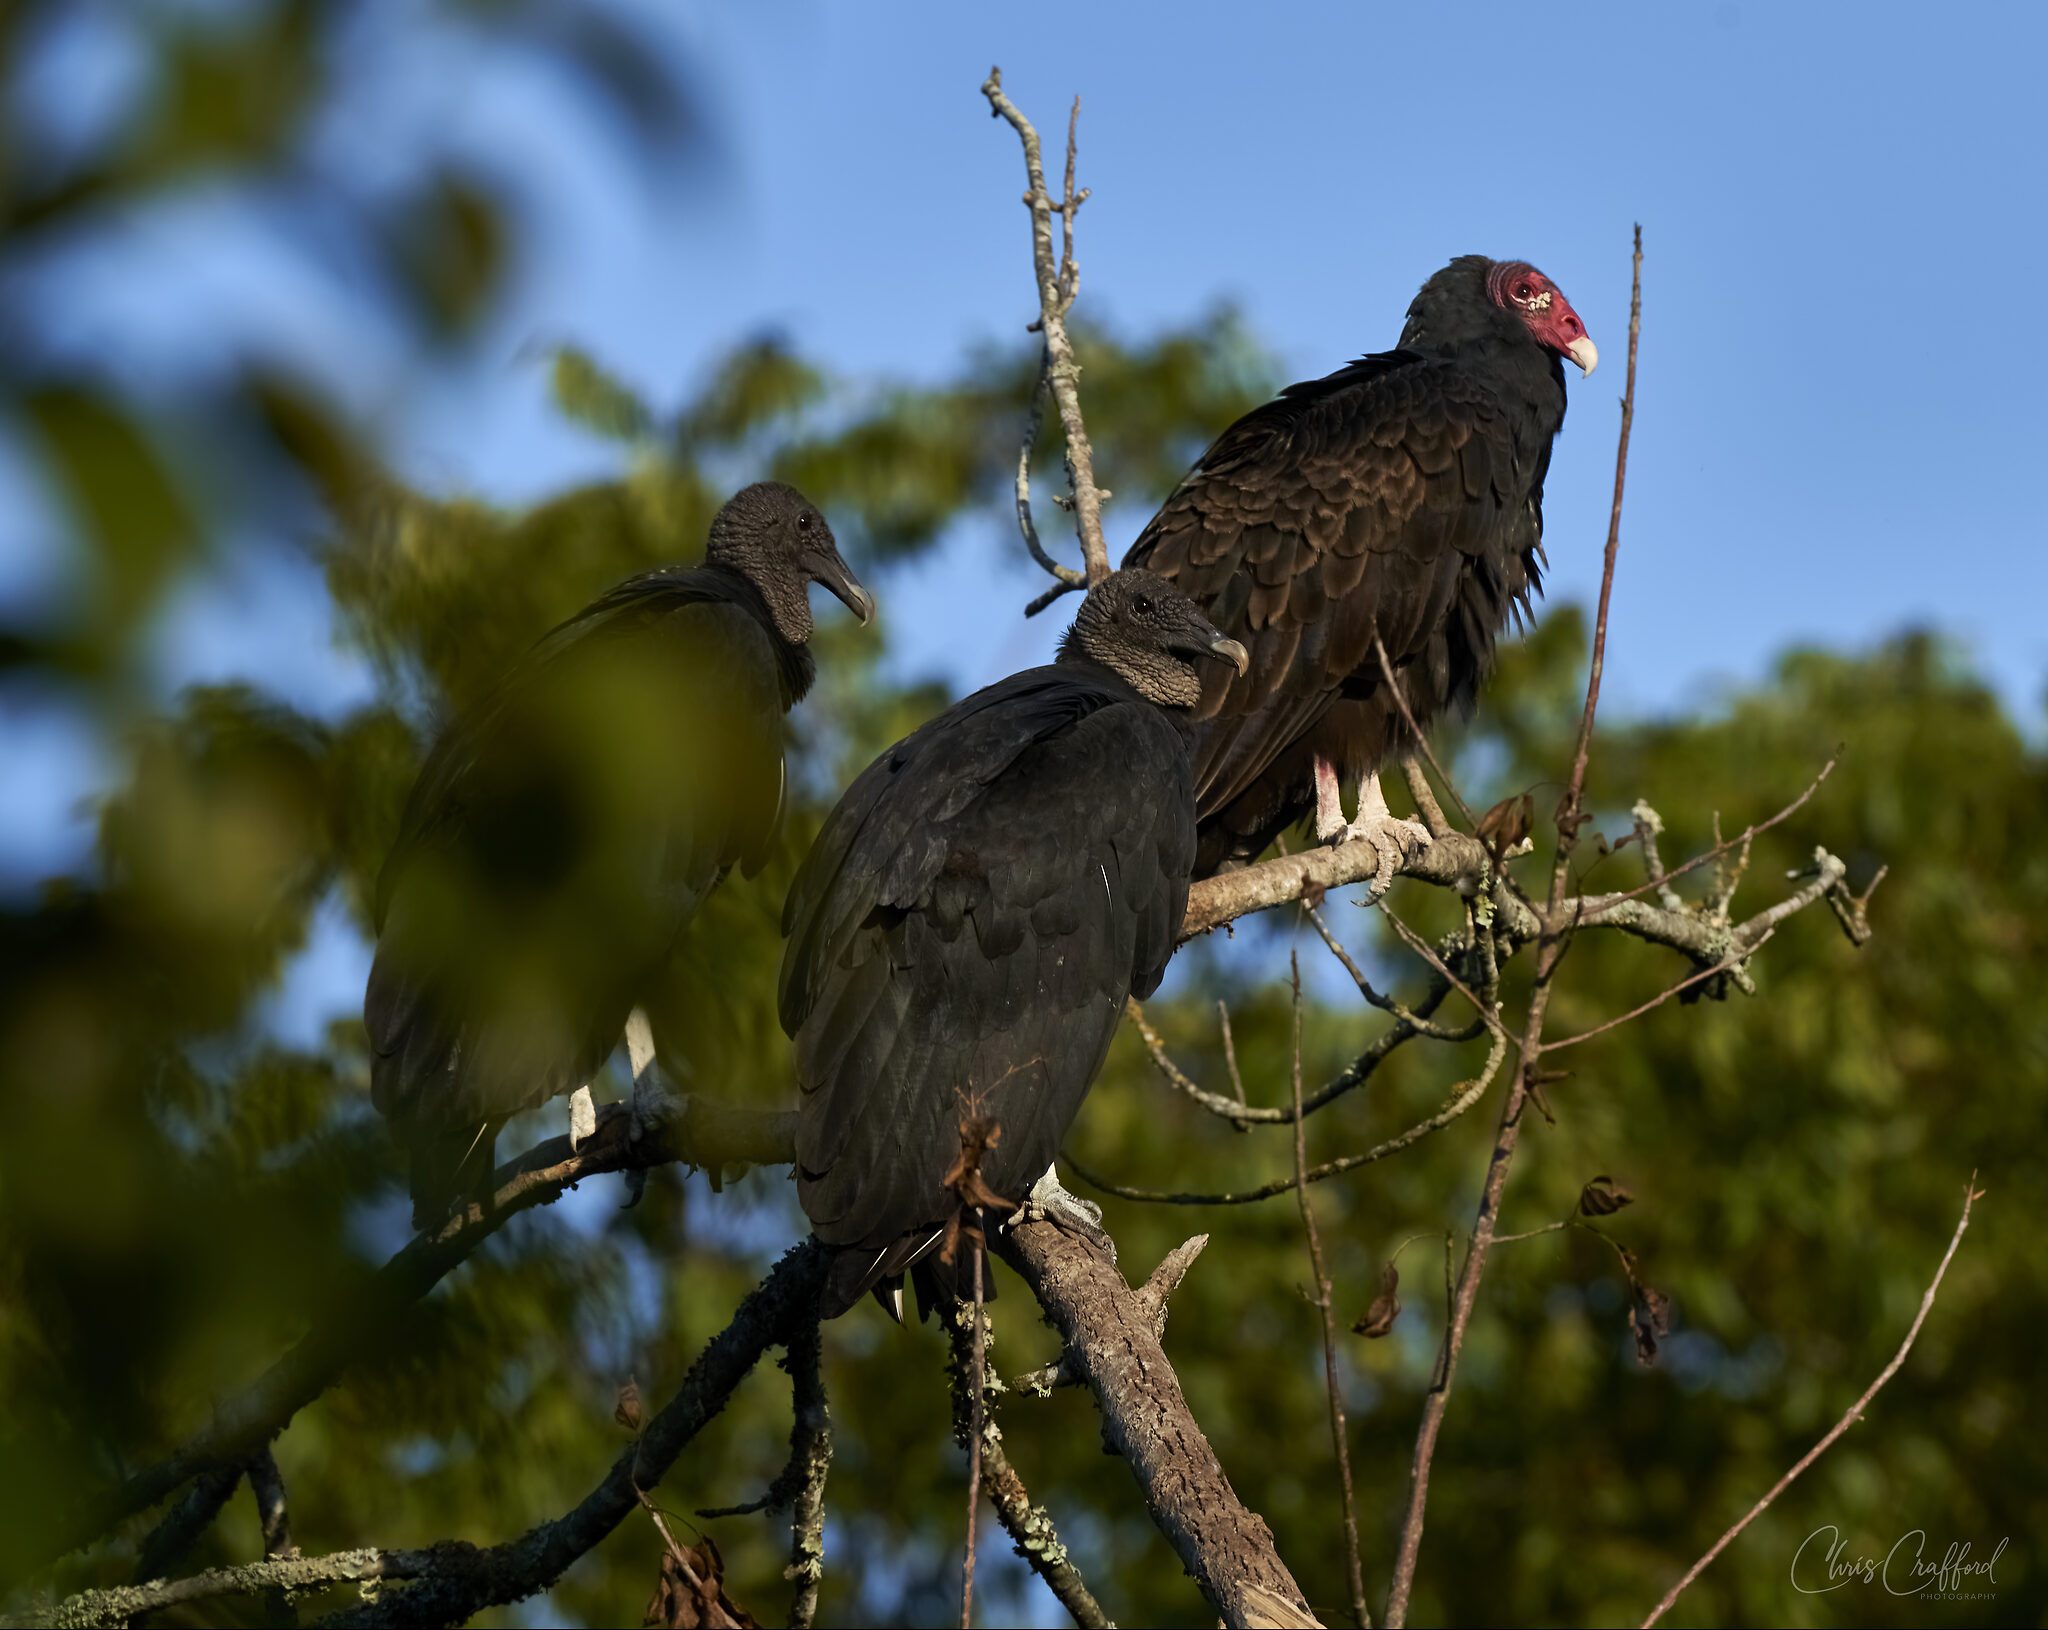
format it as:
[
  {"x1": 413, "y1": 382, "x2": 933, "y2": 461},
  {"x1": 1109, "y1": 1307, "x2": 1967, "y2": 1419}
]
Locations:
[{"x1": 4, "y1": 0, "x2": 2045, "y2": 943}]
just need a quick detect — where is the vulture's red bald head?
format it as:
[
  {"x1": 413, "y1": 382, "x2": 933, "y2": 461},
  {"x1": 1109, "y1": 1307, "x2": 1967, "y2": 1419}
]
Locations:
[{"x1": 1486, "y1": 261, "x2": 1598, "y2": 376}]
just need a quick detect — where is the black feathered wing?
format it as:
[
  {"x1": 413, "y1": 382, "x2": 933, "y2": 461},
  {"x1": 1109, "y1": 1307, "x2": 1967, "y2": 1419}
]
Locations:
[
  {"x1": 367, "y1": 568, "x2": 796, "y2": 1221},
  {"x1": 1124, "y1": 352, "x2": 1549, "y2": 860},
  {"x1": 780, "y1": 667, "x2": 1194, "y2": 1310}
]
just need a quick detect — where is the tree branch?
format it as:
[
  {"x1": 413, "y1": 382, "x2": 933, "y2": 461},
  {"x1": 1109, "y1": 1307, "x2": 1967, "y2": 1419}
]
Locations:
[
  {"x1": 997, "y1": 1219, "x2": 1322, "y2": 1628},
  {"x1": 18, "y1": 1093, "x2": 794, "y2": 1588},
  {"x1": 983, "y1": 68, "x2": 1110, "y2": 600},
  {"x1": 1639, "y1": 1177, "x2": 1982, "y2": 1628},
  {"x1": 1384, "y1": 226, "x2": 1644, "y2": 1630},
  {"x1": 1288, "y1": 957, "x2": 1370, "y2": 1629}
]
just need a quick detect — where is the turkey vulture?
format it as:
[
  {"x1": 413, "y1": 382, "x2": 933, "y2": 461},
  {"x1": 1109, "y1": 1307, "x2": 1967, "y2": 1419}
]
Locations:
[
  {"x1": 1123, "y1": 254, "x2": 1597, "y2": 877},
  {"x1": 367, "y1": 482, "x2": 872, "y2": 1227},
  {"x1": 781, "y1": 570, "x2": 1247, "y2": 1318}
]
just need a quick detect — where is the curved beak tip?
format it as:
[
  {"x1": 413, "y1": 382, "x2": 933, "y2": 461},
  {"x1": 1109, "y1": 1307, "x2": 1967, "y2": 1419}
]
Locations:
[
  {"x1": 812, "y1": 560, "x2": 875, "y2": 626},
  {"x1": 1210, "y1": 635, "x2": 1251, "y2": 677},
  {"x1": 1567, "y1": 335, "x2": 1599, "y2": 378}
]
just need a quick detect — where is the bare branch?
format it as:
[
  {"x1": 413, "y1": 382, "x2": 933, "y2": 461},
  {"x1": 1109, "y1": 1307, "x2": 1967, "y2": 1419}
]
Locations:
[
  {"x1": 1553, "y1": 223, "x2": 1644, "y2": 855},
  {"x1": 1072, "y1": 1031, "x2": 1507, "y2": 1208},
  {"x1": 24, "y1": 1093, "x2": 793, "y2": 1581},
  {"x1": 249, "y1": 1449, "x2": 297, "y2": 1563},
  {"x1": 979, "y1": 1436, "x2": 1115, "y2": 1630},
  {"x1": 1288, "y1": 957, "x2": 1370, "y2": 1629},
  {"x1": 130, "y1": 1464, "x2": 241, "y2": 1587},
  {"x1": 784, "y1": 1312, "x2": 831, "y2": 1630},
  {"x1": 50, "y1": 1248, "x2": 818, "y2": 1630},
  {"x1": 1385, "y1": 227, "x2": 1645, "y2": 1630},
  {"x1": 1126, "y1": 985, "x2": 1451, "y2": 1130},
  {"x1": 1013, "y1": 1235, "x2": 1209, "y2": 1396},
  {"x1": 997, "y1": 1219, "x2": 1322, "y2": 1627},
  {"x1": 950, "y1": 1300, "x2": 1115, "y2": 1629},
  {"x1": 1629, "y1": 801, "x2": 1684, "y2": 912},
  {"x1": 1181, "y1": 830, "x2": 1497, "y2": 939},
  {"x1": 1640, "y1": 1178, "x2": 1983, "y2": 1628},
  {"x1": 1542, "y1": 927, "x2": 1780, "y2": 1051},
  {"x1": 983, "y1": 68, "x2": 1110, "y2": 597}
]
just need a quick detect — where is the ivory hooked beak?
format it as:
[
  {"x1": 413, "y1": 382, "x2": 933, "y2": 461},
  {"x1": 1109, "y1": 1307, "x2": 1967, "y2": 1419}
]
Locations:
[
  {"x1": 1566, "y1": 335, "x2": 1599, "y2": 378},
  {"x1": 1209, "y1": 635, "x2": 1251, "y2": 677}
]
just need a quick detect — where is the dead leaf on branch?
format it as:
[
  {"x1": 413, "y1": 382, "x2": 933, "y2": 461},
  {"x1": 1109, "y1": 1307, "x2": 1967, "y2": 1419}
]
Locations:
[
  {"x1": 1620, "y1": 1247, "x2": 1671, "y2": 1366},
  {"x1": 643, "y1": 1535, "x2": 758, "y2": 1630},
  {"x1": 941, "y1": 1111, "x2": 1017, "y2": 1267},
  {"x1": 1476, "y1": 790, "x2": 1534, "y2": 862},
  {"x1": 615, "y1": 1374, "x2": 645, "y2": 1435},
  {"x1": 1351, "y1": 1261, "x2": 1402, "y2": 1339},
  {"x1": 1578, "y1": 1176, "x2": 1635, "y2": 1218}
]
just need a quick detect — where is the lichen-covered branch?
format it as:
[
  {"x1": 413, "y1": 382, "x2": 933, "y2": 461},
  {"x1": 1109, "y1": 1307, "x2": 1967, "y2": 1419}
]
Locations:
[
  {"x1": 997, "y1": 1218, "x2": 1322, "y2": 1629},
  {"x1": 782, "y1": 1311, "x2": 831, "y2": 1630}
]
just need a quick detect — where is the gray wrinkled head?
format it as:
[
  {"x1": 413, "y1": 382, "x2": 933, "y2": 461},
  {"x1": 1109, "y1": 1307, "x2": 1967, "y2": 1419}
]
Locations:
[
  {"x1": 1057, "y1": 568, "x2": 1249, "y2": 708},
  {"x1": 706, "y1": 482, "x2": 873, "y2": 645}
]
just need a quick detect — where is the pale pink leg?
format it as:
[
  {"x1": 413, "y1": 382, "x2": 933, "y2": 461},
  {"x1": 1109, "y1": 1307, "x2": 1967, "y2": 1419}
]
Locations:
[{"x1": 1313, "y1": 755, "x2": 1348, "y2": 842}]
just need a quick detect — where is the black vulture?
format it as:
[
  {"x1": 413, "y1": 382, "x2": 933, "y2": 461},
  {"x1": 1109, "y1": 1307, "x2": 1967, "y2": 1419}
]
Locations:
[
  {"x1": 366, "y1": 482, "x2": 872, "y2": 1226},
  {"x1": 780, "y1": 570, "x2": 1247, "y2": 1318},
  {"x1": 1123, "y1": 255, "x2": 1597, "y2": 878}
]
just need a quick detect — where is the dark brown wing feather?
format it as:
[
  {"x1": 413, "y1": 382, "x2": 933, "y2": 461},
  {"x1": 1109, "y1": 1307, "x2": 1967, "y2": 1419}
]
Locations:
[{"x1": 1124, "y1": 352, "x2": 1550, "y2": 868}]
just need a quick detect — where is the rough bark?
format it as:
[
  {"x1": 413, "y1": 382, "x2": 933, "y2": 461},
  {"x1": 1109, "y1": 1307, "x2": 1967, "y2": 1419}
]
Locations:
[{"x1": 998, "y1": 1220, "x2": 1322, "y2": 1629}]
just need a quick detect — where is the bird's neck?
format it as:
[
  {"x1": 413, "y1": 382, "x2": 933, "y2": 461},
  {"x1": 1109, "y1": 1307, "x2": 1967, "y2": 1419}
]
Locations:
[{"x1": 705, "y1": 562, "x2": 816, "y2": 708}]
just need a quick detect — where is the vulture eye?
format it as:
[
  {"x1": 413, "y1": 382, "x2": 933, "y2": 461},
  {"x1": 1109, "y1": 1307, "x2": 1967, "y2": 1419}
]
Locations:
[
  {"x1": 1131, "y1": 593, "x2": 1154, "y2": 617},
  {"x1": 797, "y1": 513, "x2": 812, "y2": 532},
  {"x1": 1514, "y1": 283, "x2": 1534, "y2": 302}
]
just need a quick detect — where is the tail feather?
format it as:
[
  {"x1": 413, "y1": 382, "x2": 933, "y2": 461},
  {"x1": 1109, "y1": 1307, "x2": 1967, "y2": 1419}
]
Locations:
[{"x1": 820, "y1": 1220, "x2": 998, "y2": 1321}]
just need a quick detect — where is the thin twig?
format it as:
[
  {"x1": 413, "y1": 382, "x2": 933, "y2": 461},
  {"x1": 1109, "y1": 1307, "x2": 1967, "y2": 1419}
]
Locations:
[
  {"x1": 950, "y1": 1302, "x2": 1116, "y2": 1629},
  {"x1": 1072, "y1": 1031, "x2": 1507, "y2": 1207},
  {"x1": 1554, "y1": 223, "x2": 1644, "y2": 852},
  {"x1": 1012, "y1": 357, "x2": 1084, "y2": 591},
  {"x1": 1401, "y1": 760, "x2": 1454, "y2": 839},
  {"x1": 1640, "y1": 1177, "x2": 1983, "y2": 1628},
  {"x1": 1384, "y1": 226, "x2": 1644, "y2": 1630},
  {"x1": 1542, "y1": 928, "x2": 1778, "y2": 1051},
  {"x1": 1304, "y1": 903, "x2": 1482, "y2": 1040},
  {"x1": 1570, "y1": 754, "x2": 1838, "y2": 926},
  {"x1": 983, "y1": 68, "x2": 1109, "y2": 597},
  {"x1": 1218, "y1": 1001, "x2": 1250, "y2": 1115},
  {"x1": 1125, "y1": 991, "x2": 1449, "y2": 1128},
  {"x1": 961, "y1": 1245, "x2": 987, "y2": 1629},
  {"x1": 1288, "y1": 955, "x2": 1370, "y2": 1629}
]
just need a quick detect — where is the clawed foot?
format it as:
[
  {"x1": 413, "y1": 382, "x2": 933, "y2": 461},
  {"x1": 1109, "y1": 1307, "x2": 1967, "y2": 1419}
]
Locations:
[
  {"x1": 1010, "y1": 1165, "x2": 1117, "y2": 1264},
  {"x1": 1314, "y1": 764, "x2": 1432, "y2": 896},
  {"x1": 568, "y1": 1084, "x2": 597, "y2": 1152}
]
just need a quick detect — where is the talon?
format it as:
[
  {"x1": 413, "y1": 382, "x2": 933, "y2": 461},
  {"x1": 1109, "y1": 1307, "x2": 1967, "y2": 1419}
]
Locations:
[
  {"x1": 1019, "y1": 1164, "x2": 1115, "y2": 1262},
  {"x1": 568, "y1": 1085, "x2": 597, "y2": 1152}
]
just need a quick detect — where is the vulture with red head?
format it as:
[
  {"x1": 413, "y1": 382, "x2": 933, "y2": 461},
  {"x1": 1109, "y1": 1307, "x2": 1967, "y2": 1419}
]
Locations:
[
  {"x1": 366, "y1": 482, "x2": 872, "y2": 1227},
  {"x1": 1123, "y1": 254, "x2": 1597, "y2": 878}
]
